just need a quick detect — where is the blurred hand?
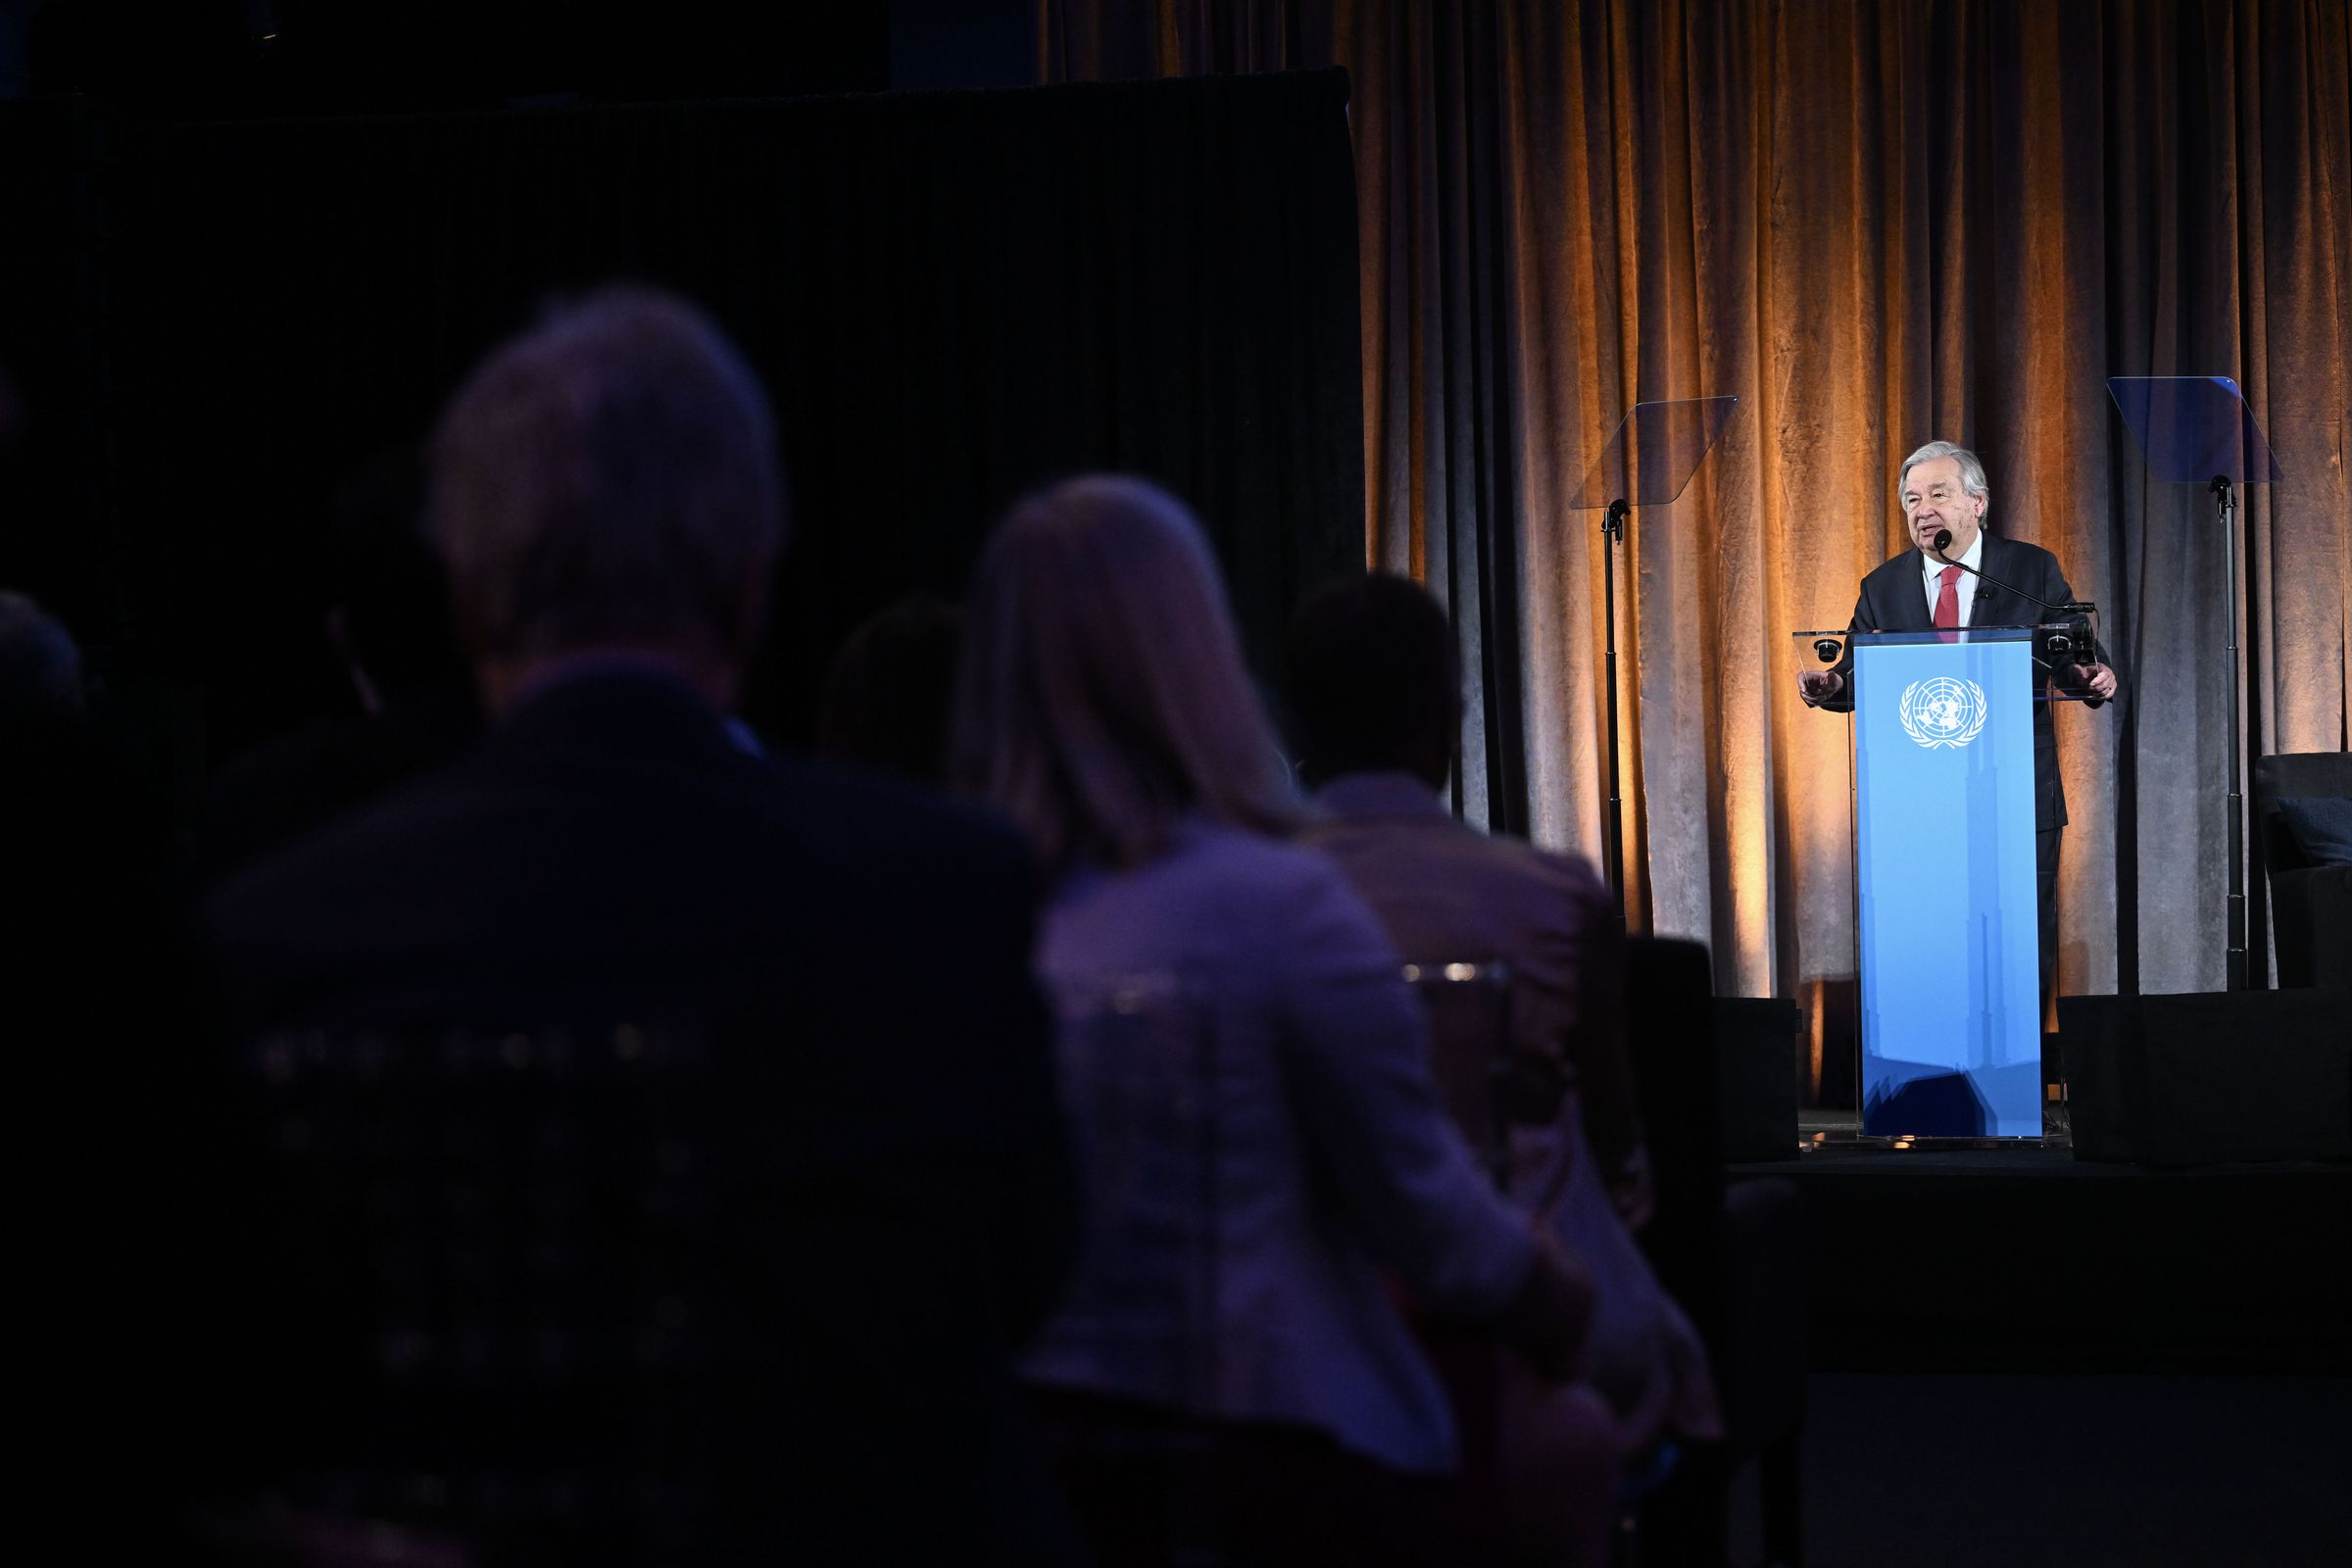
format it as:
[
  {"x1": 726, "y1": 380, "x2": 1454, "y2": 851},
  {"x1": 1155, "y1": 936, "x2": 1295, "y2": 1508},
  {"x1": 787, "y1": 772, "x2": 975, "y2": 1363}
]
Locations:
[
  {"x1": 1797, "y1": 669, "x2": 1844, "y2": 707},
  {"x1": 1494, "y1": 1235, "x2": 1594, "y2": 1385}
]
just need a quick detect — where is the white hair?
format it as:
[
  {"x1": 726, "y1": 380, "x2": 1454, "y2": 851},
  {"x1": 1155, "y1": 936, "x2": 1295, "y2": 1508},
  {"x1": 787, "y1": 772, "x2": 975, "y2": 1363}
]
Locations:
[
  {"x1": 427, "y1": 287, "x2": 784, "y2": 664},
  {"x1": 1897, "y1": 440, "x2": 1989, "y2": 505}
]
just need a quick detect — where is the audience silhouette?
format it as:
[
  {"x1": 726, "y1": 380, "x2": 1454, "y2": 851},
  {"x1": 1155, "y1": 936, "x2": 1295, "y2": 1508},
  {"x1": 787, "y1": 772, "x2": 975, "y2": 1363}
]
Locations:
[
  {"x1": 203, "y1": 289, "x2": 1082, "y2": 1564},
  {"x1": 815, "y1": 594, "x2": 963, "y2": 785},
  {"x1": 10, "y1": 299, "x2": 1682, "y2": 1565},
  {"x1": 3, "y1": 589, "x2": 293, "y2": 1561},
  {"x1": 1288, "y1": 570, "x2": 1722, "y2": 1460},
  {"x1": 955, "y1": 476, "x2": 1618, "y2": 1566},
  {"x1": 192, "y1": 447, "x2": 482, "y2": 886}
]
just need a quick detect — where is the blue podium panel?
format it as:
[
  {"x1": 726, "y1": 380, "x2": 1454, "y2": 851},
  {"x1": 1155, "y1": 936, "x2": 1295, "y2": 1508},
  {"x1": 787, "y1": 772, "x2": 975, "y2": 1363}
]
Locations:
[{"x1": 1854, "y1": 632, "x2": 2043, "y2": 1138}]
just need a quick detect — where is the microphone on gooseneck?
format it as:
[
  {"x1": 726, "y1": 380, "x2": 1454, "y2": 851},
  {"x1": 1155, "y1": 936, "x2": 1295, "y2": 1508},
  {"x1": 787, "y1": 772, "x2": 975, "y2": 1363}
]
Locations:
[
  {"x1": 1931, "y1": 528, "x2": 2088, "y2": 615},
  {"x1": 1931, "y1": 528, "x2": 2102, "y2": 675}
]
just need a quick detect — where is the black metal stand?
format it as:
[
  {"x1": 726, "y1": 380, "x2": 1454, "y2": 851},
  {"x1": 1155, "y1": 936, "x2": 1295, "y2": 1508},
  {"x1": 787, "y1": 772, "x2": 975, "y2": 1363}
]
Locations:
[
  {"x1": 2216, "y1": 474, "x2": 2247, "y2": 991},
  {"x1": 1600, "y1": 496, "x2": 1630, "y2": 929},
  {"x1": 1569, "y1": 395, "x2": 1738, "y2": 934}
]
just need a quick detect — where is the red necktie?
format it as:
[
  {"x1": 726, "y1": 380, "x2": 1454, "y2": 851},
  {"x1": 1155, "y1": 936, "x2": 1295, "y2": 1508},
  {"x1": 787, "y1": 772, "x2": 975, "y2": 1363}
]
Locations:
[{"x1": 1935, "y1": 564, "x2": 1963, "y2": 631}]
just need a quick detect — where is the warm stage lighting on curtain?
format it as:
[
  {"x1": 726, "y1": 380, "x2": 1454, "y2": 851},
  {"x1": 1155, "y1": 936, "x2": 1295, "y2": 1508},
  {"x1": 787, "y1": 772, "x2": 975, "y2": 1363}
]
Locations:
[{"x1": 1045, "y1": 0, "x2": 2351, "y2": 1009}]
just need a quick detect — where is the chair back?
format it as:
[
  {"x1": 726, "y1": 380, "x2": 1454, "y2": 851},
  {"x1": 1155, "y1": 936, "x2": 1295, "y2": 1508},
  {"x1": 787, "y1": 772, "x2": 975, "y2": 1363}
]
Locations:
[
  {"x1": 2253, "y1": 752, "x2": 2352, "y2": 874},
  {"x1": 1620, "y1": 936, "x2": 1727, "y2": 1337},
  {"x1": 1398, "y1": 959, "x2": 1517, "y2": 1190},
  {"x1": 239, "y1": 1023, "x2": 714, "y2": 1563},
  {"x1": 1038, "y1": 971, "x2": 1234, "y2": 1565},
  {"x1": 2254, "y1": 752, "x2": 2352, "y2": 985},
  {"x1": 1045, "y1": 972, "x2": 1224, "y2": 1411}
]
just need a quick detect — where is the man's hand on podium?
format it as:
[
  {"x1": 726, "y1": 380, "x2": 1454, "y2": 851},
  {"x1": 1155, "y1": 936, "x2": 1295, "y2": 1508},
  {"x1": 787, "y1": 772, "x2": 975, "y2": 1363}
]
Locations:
[
  {"x1": 2065, "y1": 663, "x2": 2118, "y2": 701},
  {"x1": 1798, "y1": 669, "x2": 1844, "y2": 707}
]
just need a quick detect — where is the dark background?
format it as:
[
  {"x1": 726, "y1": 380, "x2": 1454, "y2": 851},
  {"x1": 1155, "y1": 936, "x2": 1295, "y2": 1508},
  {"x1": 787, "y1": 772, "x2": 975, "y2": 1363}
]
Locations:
[{"x1": 0, "y1": 10, "x2": 1364, "y2": 790}]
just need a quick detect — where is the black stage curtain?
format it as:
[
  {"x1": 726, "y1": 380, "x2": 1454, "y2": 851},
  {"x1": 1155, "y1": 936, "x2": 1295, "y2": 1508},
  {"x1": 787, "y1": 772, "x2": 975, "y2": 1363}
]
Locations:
[{"x1": 2, "y1": 70, "x2": 1363, "y2": 769}]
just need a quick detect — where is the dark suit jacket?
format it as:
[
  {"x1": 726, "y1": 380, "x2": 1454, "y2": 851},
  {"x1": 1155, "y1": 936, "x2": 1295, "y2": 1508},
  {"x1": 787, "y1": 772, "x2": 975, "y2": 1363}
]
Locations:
[
  {"x1": 189, "y1": 687, "x2": 480, "y2": 890},
  {"x1": 1823, "y1": 534, "x2": 2114, "y2": 832},
  {"x1": 207, "y1": 670, "x2": 1080, "y2": 1565}
]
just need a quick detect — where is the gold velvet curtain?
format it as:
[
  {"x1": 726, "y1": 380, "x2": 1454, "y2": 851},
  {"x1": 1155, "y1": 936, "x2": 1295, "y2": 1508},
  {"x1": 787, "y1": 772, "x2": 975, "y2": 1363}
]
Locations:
[{"x1": 1041, "y1": 0, "x2": 2352, "y2": 1001}]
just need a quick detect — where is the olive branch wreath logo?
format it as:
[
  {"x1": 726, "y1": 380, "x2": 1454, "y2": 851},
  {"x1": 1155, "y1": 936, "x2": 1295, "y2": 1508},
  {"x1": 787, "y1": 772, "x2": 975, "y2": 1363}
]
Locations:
[{"x1": 1897, "y1": 676, "x2": 1989, "y2": 750}]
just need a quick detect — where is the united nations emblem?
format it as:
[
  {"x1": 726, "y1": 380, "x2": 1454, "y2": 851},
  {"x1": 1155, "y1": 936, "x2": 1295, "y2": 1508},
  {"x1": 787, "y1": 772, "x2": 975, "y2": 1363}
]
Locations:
[{"x1": 1898, "y1": 676, "x2": 1988, "y2": 750}]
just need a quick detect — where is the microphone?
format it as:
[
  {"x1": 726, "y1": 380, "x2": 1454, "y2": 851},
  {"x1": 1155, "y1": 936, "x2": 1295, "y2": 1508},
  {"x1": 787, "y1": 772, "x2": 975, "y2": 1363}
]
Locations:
[
  {"x1": 1931, "y1": 528, "x2": 2091, "y2": 616},
  {"x1": 1931, "y1": 528, "x2": 2102, "y2": 669}
]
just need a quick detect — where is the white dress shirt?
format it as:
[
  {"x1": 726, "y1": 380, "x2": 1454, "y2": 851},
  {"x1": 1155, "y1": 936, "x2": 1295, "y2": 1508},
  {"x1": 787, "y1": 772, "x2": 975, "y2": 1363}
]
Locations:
[{"x1": 1921, "y1": 529, "x2": 1984, "y2": 626}]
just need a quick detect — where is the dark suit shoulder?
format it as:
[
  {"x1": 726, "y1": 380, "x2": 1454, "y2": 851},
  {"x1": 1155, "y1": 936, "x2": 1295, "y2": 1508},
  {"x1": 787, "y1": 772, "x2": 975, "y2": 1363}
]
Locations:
[
  {"x1": 1982, "y1": 534, "x2": 2067, "y2": 576},
  {"x1": 192, "y1": 701, "x2": 479, "y2": 890},
  {"x1": 781, "y1": 755, "x2": 1027, "y2": 863},
  {"x1": 1985, "y1": 533, "x2": 2059, "y2": 564},
  {"x1": 760, "y1": 753, "x2": 1042, "y2": 909},
  {"x1": 204, "y1": 697, "x2": 1042, "y2": 1034},
  {"x1": 1852, "y1": 549, "x2": 1929, "y2": 631},
  {"x1": 1862, "y1": 549, "x2": 1924, "y2": 589}
]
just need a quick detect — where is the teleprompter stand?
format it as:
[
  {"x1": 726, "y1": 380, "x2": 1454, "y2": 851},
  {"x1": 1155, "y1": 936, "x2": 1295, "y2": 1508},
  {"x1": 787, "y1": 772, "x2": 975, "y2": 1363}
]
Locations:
[{"x1": 1567, "y1": 397, "x2": 1738, "y2": 926}]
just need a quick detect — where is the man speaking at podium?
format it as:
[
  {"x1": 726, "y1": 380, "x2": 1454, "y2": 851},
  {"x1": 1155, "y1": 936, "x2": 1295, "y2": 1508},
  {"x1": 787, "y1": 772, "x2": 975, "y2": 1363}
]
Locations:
[{"x1": 1797, "y1": 440, "x2": 2117, "y2": 996}]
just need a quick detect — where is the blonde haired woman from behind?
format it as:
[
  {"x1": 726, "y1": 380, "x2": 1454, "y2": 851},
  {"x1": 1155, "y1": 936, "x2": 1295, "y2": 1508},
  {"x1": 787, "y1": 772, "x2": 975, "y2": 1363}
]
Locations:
[{"x1": 956, "y1": 474, "x2": 1616, "y2": 1566}]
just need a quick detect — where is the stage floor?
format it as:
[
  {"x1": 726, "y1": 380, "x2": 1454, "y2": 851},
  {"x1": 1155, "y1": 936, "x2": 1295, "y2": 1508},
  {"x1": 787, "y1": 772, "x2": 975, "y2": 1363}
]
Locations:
[
  {"x1": 1731, "y1": 1372, "x2": 2352, "y2": 1568},
  {"x1": 1729, "y1": 1135, "x2": 2350, "y2": 1374}
]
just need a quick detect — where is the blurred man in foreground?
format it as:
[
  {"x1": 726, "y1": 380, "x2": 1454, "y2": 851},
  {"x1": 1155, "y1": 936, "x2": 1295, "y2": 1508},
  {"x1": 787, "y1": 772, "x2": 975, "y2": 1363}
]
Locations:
[{"x1": 208, "y1": 289, "x2": 1079, "y2": 1564}]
